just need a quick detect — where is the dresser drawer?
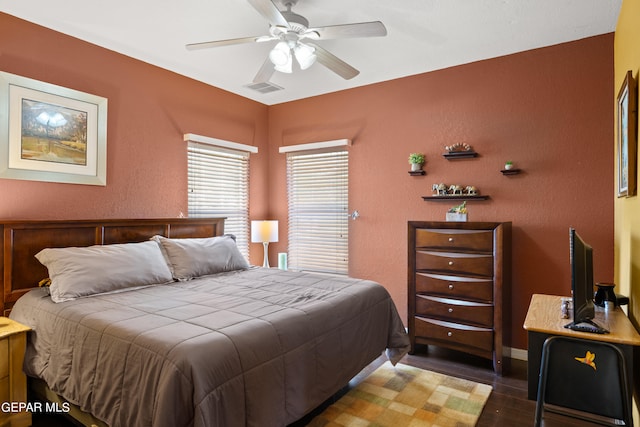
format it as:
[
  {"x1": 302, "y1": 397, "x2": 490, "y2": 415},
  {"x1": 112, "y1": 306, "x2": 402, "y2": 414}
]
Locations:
[
  {"x1": 0, "y1": 338, "x2": 8, "y2": 378},
  {"x1": 416, "y1": 229, "x2": 494, "y2": 252},
  {"x1": 416, "y1": 272, "x2": 493, "y2": 301},
  {"x1": 416, "y1": 251, "x2": 494, "y2": 277},
  {"x1": 414, "y1": 316, "x2": 493, "y2": 353},
  {"x1": 416, "y1": 295, "x2": 493, "y2": 327}
]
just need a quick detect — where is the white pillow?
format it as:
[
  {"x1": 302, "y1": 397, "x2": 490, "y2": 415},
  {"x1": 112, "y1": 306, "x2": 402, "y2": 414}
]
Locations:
[
  {"x1": 151, "y1": 235, "x2": 249, "y2": 280},
  {"x1": 35, "y1": 241, "x2": 173, "y2": 303}
]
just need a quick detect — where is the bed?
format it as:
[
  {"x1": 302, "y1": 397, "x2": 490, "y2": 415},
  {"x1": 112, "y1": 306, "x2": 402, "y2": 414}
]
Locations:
[{"x1": 1, "y1": 218, "x2": 409, "y2": 427}]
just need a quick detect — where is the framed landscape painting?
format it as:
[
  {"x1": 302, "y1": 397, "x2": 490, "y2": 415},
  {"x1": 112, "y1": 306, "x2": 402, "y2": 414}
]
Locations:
[
  {"x1": 0, "y1": 71, "x2": 107, "y2": 186},
  {"x1": 617, "y1": 70, "x2": 637, "y2": 198}
]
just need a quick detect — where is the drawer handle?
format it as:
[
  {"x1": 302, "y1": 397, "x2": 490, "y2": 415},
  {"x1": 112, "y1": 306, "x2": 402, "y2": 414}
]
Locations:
[
  {"x1": 448, "y1": 284, "x2": 454, "y2": 290},
  {"x1": 448, "y1": 261, "x2": 454, "y2": 266},
  {"x1": 448, "y1": 308, "x2": 453, "y2": 313},
  {"x1": 448, "y1": 237, "x2": 454, "y2": 242},
  {"x1": 447, "y1": 331, "x2": 453, "y2": 337}
]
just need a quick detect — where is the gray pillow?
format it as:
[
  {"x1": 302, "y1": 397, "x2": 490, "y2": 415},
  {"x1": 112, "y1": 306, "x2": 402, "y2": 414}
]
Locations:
[
  {"x1": 35, "y1": 241, "x2": 173, "y2": 303},
  {"x1": 151, "y1": 235, "x2": 249, "y2": 280}
]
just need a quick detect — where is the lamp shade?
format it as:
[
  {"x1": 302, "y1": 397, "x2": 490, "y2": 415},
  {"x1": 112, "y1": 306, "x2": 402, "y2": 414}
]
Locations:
[
  {"x1": 269, "y1": 41, "x2": 293, "y2": 73},
  {"x1": 251, "y1": 220, "x2": 279, "y2": 243},
  {"x1": 294, "y1": 43, "x2": 316, "y2": 70},
  {"x1": 269, "y1": 41, "x2": 290, "y2": 66}
]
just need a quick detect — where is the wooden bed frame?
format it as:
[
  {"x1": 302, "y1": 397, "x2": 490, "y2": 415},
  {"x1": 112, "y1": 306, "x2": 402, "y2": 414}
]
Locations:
[
  {"x1": 1, "y1": 218, "x2": 225, "y2": 427},
  {"x1": 1, "y1": 218, "x2": 225, "y2": 316}
]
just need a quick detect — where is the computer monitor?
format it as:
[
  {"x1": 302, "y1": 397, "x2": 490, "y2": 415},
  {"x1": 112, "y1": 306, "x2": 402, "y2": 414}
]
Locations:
[{"x1": 565, "y1": 228, "x2": 608, "y2": 333}]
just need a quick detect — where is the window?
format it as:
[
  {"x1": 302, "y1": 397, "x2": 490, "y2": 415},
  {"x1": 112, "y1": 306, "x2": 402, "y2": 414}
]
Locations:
[
  {"x1": 286, "y1": 149, "x2": 349, "y2": 274},
  {"x1": 187, "y1": 139, "x2": 251, "y2": 258}
]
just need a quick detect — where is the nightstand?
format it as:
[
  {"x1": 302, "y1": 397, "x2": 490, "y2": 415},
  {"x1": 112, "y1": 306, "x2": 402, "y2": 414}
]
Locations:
[{"x1": 0, "y1": 317, "x2": 32, "y2": 427}]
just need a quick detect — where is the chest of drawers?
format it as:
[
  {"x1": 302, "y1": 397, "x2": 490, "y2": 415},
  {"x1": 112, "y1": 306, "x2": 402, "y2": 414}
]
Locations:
[{"x1": 408, "y1": 221, "x2": 511, "y2": 374}]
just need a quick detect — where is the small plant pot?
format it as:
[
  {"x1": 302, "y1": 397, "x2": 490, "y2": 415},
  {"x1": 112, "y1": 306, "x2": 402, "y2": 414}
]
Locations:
[
  {"x1": 411, "y1": 163, "x2": 423, "y2": 172},
  {"x1": 446, "y1": 213, "x2": 468, "y2": 222}
]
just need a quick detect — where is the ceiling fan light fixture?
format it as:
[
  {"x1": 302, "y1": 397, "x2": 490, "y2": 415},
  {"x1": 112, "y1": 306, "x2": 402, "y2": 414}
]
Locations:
[
  {"x1": 273, "y1": 50, "x2": 293, "y2": 73},
  {"x1": 294, "y1": 43, "x2": 316, "y2": 70},
  {"x1": 269, "y1": 41, "x2": 291, "y2": 66},
  {"x1": 186, "y1": 0, "x2": 386, "y2": 82}
]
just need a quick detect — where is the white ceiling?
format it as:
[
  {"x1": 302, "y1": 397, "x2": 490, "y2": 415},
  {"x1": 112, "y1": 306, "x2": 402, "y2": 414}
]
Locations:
[{"x1": 1, "y1": 0, "x2": 622, "y2": 106}]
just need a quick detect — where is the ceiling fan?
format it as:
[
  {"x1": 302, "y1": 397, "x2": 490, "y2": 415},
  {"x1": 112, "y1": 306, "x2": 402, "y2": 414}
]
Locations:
[{"x1": 186, "y1": 0, "x2": 387, "y2": 83}]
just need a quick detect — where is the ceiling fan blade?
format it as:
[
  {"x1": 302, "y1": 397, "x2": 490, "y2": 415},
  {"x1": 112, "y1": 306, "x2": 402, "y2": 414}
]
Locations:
[
  {"x1": 253, "y1": 57, "x2": 276, "y2": 83},
  {"x1": 247, "y1": 0, "x2": 290, "y2": 28},
  {"x1": 186, "y1": 36, "x2": 265, "y2": 50},
  {"x1": 307, "y1": 43, "x2": 359, "y2": 80},
  {"x1": 308, "y1": 21, "x2": 387, "y2": 40}
]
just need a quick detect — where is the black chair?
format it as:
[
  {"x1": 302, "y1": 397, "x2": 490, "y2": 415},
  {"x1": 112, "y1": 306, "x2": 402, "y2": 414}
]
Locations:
[{"x1": 534, "y1": 335, "x2": 632, "y2": 426}]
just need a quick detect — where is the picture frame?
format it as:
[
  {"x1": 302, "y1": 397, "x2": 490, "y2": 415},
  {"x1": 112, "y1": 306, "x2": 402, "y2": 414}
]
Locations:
[
  {"x1": 616, "y1": 70, "x2": 637, "y2": 198},
  {"x1": 0, "y1": 71, "x2": 107, "y2": 186}
]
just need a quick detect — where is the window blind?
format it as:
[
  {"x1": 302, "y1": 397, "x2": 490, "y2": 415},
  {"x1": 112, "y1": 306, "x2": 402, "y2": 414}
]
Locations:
[
  {"x1": 286, "y1": 150, "x2": 349, "y2": 275},
  {"x1": 188, "y1": 141, "x2": 250, "y2": 258}
]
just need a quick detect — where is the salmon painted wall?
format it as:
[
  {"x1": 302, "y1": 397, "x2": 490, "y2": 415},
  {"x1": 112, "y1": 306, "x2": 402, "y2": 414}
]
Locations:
[
  {"x1": 0, "y1": 13, "x2": 270, "y2": 266},
  {"x1": 0, "y1": 12, "x2": 615, "y2": 350},
  {"x1": 268, "y1": 35, "x2": 615, "y2": 350}
]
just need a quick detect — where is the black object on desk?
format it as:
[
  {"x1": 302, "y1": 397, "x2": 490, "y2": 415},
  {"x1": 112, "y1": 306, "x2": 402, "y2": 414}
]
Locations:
[{"x1": 564, "y1": 319, "x2": 609, "y2": 334}]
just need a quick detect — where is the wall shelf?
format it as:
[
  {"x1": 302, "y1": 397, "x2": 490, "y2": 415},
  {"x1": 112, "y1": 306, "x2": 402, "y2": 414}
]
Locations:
[
  {"x1": 443, "y1": 151, "x2": 478, "y2": 159},
  {"x1": 500, "y1": 168, "x2": 521, "y2": 175},
  {"x1": 422, "y1": 195, "x2": 490, "y2": 201},
  {"x1": 408, "y1": 170, "x2": 426, "y2": 176}
]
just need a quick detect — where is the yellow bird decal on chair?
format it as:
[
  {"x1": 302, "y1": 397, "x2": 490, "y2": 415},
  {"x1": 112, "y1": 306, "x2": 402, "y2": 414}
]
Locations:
[{"x1": 575, "y1": 351, "x2": 596, "y2": 370}]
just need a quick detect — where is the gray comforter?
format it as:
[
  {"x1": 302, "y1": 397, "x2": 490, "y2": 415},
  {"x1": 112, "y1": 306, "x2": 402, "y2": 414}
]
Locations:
[{"x1": 10, "y1": 267, "x2": 409, "y2": 427}]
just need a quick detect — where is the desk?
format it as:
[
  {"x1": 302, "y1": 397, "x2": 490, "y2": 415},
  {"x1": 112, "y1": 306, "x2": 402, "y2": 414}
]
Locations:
[{"x1": 524, "y1": 294, "x2": 640, "y2": 401}]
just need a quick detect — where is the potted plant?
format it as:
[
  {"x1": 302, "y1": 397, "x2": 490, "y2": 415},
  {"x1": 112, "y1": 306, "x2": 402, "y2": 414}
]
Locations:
[
  {"x1": 409, "y1": 153, "x2": 426, "y2": 171},
  {"x1": 504, "y1": 161, "x2": 514, "y2": 170},
  {"x1": 446, "y1": 201, "x2": 468, "y2": 222}
]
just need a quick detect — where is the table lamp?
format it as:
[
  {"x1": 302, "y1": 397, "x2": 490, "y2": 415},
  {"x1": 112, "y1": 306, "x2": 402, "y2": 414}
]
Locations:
[{"x1": 251, "y1": 220, "x2": 279, "y2": 268}]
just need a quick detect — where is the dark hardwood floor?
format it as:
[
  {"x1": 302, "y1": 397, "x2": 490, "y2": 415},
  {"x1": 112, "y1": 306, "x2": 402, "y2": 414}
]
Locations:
[{"x1": 33, "y1": 345, "x2": 605, "y2": 427}]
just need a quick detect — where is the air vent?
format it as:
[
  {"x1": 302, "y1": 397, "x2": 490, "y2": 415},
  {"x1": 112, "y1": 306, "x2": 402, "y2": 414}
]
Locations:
[{"x1": 245, "y1": 82, "x2": 284, "y2": 94}]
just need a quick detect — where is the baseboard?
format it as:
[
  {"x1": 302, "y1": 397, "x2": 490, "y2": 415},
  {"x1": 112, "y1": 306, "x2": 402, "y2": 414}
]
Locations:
[{"x1": 508, "y1": 346, "x2": 528, "y2": 361}]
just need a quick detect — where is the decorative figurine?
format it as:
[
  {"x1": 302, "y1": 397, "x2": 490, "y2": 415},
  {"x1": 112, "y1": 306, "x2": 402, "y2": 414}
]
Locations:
[
  {"x1": 448, "y1": 184, "x2": 464, "y2": 195},
  {"x1": 432, "y1": 183, "x2": 448, "y2": 196},
  {"x1": 464, "y1": 185, "x2": 478, "y2": 195},
  {"x1": 432, "y1": 183, "x2": 480, "y2": 197},
  {"x1": 445, "y1": 142, "x2": 473, "y2": 153}
]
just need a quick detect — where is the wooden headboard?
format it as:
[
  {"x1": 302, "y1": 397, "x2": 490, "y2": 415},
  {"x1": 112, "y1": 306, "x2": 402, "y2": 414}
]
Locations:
[{"x1": 0, "y1": 218, "x2": 225, "y2": 316}]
